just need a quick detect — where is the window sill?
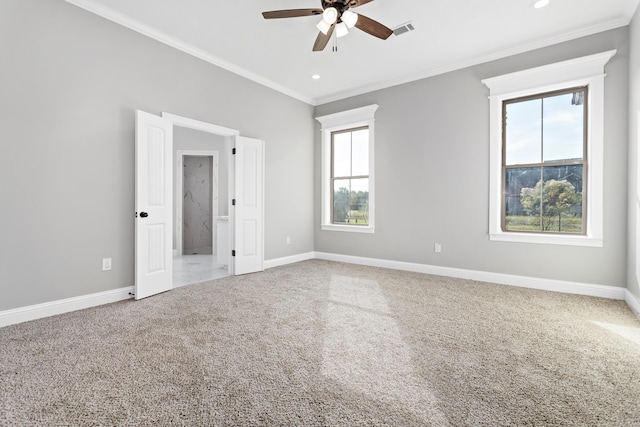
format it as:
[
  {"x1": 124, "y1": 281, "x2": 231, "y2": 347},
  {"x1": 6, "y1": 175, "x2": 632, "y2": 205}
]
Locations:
[
  {"x1": 489, "y1": 232, "x2": 602, "y2": 247},
  {"x1": 322, "y1": 224, "x2": 375, "y2": 234}
]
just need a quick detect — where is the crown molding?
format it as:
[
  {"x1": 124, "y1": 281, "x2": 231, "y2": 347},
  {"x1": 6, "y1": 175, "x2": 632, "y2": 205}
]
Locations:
[
  {"x1": 314, "y1": 17, "x2": 629, "y2": 105},
  {"x1": 64, "y1": 0, "x2": 314, "y2": 105},
  {"x1": 64, "y1": 0, "x2": 634, "y2": 108}
]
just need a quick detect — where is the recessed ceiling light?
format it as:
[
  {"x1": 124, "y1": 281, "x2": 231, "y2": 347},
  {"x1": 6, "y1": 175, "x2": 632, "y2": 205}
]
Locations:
[
  {"x1": 532, "y1": 0, "x2": 550, "y2": 9},
  {"x1": 312, "y1": 74, "x2": 321, "y2": 80}
]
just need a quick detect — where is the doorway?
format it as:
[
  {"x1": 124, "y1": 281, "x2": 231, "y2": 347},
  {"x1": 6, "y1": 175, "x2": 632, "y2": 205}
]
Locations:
[
  {"x1": 135, "y1": 111, "x2": 264, "y2": 299},
  {"x1": 174, "y1": 150, "x2": 227, "y2": 287},
  {"x1": 175, "y1": 150, "x2": 218, "y2": 257},
  {"x1": 182, "y1": 155, "x2": 214, "y2": 255},
  {"x1": 164, "y1": 114, "x2": 239, "y2": 286}
]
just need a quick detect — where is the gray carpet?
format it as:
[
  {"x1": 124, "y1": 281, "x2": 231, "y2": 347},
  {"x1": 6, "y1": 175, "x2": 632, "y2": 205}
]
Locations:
[{"x1": 1, "y1": 260, "x2": 639, "y2": 426}]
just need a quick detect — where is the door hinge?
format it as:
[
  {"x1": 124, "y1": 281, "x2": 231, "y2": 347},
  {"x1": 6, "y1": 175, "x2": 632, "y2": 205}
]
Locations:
[
  {"x1": 232, "y1": 199, "x2": 236, "y2": 206},
  {"x1": 232, "y1": 148, "x2": 236, "y2": 155},
  {"x1": 232, "y1": 250, "x2": 236, "y2": 257}
]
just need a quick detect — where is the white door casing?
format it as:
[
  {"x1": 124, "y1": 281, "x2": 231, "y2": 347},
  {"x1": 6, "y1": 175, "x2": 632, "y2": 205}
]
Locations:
[
  {"x1": 135, "y1": 110, "x2": 173, "y2": 299},
  {"x1": 233, "y1": 136, "x2": 264, "y2": 275}
]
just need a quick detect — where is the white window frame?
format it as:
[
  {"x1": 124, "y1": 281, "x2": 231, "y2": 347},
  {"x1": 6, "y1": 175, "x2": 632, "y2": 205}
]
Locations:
[
  {"x1": 316, "y1": 104, "x2": 378, "y2": 233},
  {"x1": 482, "y1": 50, "x2": 616, "y2": 247}
]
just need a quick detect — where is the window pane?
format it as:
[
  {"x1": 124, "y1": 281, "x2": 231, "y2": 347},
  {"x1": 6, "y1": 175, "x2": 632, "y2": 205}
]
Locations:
[
  {"x1": 504, "y1": 167, "x2": 542, "y2": 231},
  {"x1": 333, "y1": 132, "x2": 352, "y2": 177},
  {"x1": 351, "y1": 129, "x2": 369, "y2": 176},
  {"x1": 332, "y1": 178, "x2": 369, "y2": 225},
  {"x1": 542, "y1": 92, "x2": 584, "y2": 162},
  {"x1": 504, "y1": 165, "x2": 583, "y2": 233},
  {"x1": 505, "y1": 99, "x2": 542, "y2": 165}
]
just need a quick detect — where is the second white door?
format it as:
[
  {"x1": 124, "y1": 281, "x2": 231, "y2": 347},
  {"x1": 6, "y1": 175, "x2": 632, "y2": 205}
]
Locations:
[{"x1": 233, "y1": 136, "x2": 264, "y2": 275}]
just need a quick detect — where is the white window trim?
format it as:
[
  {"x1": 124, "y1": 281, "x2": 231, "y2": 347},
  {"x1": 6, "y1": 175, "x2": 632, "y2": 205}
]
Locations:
[
  {"x1": 316, "y1": 104, "x2": 378, "y2": 233},
  {"x1": 482, "y1": 50, "x2": 616, "y2": 247}
]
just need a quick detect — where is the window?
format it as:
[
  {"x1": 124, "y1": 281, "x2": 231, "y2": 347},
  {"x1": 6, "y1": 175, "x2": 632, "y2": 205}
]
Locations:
[
  {"x1": 483, "y1": 50, "x2": 616, "y2": 247},
  {"x1": 316, "y1": 105, "x2": 378, "y2": 233},
  {"x1": 502, "y1": 87, "x2": 587, "y2": 234},
  {"x1": 331, "y1": 127, "x2": 370, "y2": 225}
]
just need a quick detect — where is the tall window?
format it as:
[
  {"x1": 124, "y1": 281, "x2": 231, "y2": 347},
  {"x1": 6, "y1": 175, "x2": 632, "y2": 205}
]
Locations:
[
  {"x1": 502, "y1": 87, "x2": 587, "y2": 234},
  {"x1": 316, "y1": 105, "x2": 377, "y2": 233},
  {"x1": 482, "y1": 50, "x2": 616, "y2": 247},
  {"x1": 331, "y1": 127, "x2": 370, "y2": 225}
]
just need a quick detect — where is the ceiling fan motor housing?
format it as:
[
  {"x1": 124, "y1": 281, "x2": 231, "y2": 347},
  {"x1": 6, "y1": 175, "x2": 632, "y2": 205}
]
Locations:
[{"x1": 321, "y1": 0, "x2": 355, "y2": 15}]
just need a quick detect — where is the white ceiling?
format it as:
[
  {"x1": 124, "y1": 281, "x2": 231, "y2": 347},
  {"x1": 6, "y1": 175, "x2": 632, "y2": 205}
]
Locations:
[{"x1": 66, "y1": 0, "x2": 639, "y2": 106}]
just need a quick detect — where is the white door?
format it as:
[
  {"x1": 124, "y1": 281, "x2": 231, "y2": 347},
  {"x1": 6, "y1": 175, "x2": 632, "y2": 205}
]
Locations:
[
  {"x1": 233, "y1": 136, "x2": 264, "y2": 275},
  {"x1": 135, "y1": 110, "x2": 173, "y2": 299}
]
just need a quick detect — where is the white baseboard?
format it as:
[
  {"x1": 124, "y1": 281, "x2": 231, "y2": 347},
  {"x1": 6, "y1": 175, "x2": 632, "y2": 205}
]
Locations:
[
  {"x1": 3, "y1": 252, "x2": 637, "y2": 328},
  {"x1": 0, "y1": 286, "x2": 134, "y2": 328},
  {"x1": 264, "y1": 252, "x2": 315, "y2": 270},
  {"x1": 314, "y1": 252, "x2": 628, "y2": 301},
  {"x1": 626, "y1": 290, "x2": 640, "y2": 318}
]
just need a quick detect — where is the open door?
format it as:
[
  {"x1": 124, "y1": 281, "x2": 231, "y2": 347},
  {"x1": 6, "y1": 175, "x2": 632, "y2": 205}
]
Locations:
[
  {"x1": 233, "y1": 136, "x2": 264, "y2": 275},
  {"x1": 135, "y1": 110, "x2": 173, "y2": 299}
]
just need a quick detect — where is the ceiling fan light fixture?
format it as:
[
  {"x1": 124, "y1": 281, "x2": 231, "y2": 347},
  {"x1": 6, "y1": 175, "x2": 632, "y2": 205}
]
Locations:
[
  {"x1": 322, "y1": 7, "x2": 338, "y2": 24},
  {"x1": 341, "y1": 10, "x2": 358, "y2": 28},
  {"x1": 316, "y1": 19, "x2": 332, "y2": 35},
  {"x1": 336, "y1": 22, "x2": 349, "y2": 38}
]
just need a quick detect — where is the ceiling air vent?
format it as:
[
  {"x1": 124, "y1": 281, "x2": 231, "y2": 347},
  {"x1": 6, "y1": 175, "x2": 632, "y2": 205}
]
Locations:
[{"x1": 392, "y1": 22, "x2": 415, "y2": 36}]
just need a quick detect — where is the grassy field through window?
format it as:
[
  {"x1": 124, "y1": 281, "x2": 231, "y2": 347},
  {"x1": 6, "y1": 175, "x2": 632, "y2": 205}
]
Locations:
[{"x1": 505, "y1": 215, "x2": 583, "y2": 233}]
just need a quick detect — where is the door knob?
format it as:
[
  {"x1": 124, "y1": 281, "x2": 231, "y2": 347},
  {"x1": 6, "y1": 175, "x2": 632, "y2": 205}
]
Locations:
[{"x1": 140, "y1": 212, "x2": 149, "y2": 218}]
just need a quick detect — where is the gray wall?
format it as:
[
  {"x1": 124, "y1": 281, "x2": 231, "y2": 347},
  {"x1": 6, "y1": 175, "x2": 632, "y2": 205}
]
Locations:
[
  {"x1": 628, "y1": 7, "x2": 640, "y2": 299},
  {"x1": 314, "y1": 28, "x2": 630, "y2": 288},
  {"x1": 0, "y1": 0, "x2": 315, "y2": 311}
]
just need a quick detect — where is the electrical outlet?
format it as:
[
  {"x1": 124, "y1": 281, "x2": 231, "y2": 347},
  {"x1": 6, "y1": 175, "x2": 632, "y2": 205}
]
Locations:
[
  {"x1": 434, "y1": 243, "x2": 442, "y2": 253},
  {"x1": 286, "y1": 236, "x2": 291, "y2": 245},
  {"x1": 102, "y1": 258, "x2": 112, "y2": 271}
]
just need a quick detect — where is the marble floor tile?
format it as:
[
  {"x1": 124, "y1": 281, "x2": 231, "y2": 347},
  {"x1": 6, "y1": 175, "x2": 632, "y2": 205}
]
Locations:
[{"x1": 173, "y1": 254, "x2": 228, "y2": 287}]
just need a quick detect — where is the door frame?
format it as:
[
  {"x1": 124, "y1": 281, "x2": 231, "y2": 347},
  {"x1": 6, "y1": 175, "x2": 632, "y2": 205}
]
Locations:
[
  {"x1": 175, "y1": 150, "x2": 219, "y2": 258},
  {"x1": 162, "y1": 113, "x2": 239, "y2": 276}
]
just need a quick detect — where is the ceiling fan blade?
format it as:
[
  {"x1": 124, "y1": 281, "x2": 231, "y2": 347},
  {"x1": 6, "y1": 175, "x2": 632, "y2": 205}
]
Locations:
[
  {"x1": 313, "y1": 24, "x2": 335, "y2": 52},
  {"x1": 262, "y1": 9, "x2": 323, "y2": 19},
  {"x1": 349, "y1": 0, "x2": 374, "y2": 8},
  {"x1": 354, "y1": 14, "x2": 393, "y2": 40}
]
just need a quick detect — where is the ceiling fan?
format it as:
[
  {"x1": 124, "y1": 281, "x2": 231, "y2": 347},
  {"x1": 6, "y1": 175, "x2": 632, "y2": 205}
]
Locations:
[{"x1": 262, "y1": 0, "x2": 393, "y2": 52}]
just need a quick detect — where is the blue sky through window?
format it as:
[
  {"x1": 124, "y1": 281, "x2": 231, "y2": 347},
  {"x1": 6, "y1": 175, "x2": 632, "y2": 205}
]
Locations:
[{"x1": 505, "y1": 92, "x2": 584, "y2": 165}]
